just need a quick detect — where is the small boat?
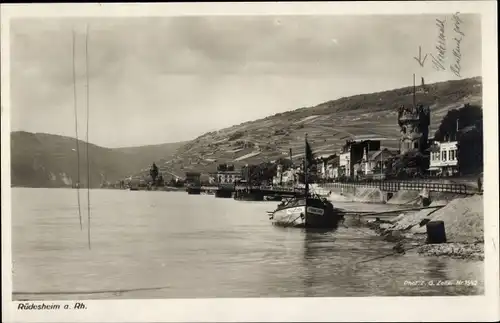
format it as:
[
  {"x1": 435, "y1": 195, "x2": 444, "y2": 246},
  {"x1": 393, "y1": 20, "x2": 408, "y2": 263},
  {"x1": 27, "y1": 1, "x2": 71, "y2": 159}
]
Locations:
[
  {"x1": 268, "y1": 135, "x2": 344, "y2": 229},
  {"x1": 265, "y1": 195, "x2": 282, "y2": 201},
  {"x1": 234, "y1": 189, "x2": 264, "y2": 201},
  {"x1": 187, "y1": 184, "x2": 202, "y2": 195}
]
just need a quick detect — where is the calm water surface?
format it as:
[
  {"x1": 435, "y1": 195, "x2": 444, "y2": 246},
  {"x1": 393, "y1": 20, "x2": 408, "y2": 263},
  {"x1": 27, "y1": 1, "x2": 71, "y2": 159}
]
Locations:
[{"x1": 12, "y1": 188, "x2": 483, "y2": 299}]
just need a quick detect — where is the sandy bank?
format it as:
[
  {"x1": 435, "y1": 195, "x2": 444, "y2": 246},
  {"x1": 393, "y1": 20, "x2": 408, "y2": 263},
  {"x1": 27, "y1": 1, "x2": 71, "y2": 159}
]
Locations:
[
  {"x1": 365, "y1": 195, "x2": 484, "y2": 260},
  {"x1": 319, "y1": 185, "x2": 386, "y2": 204}
]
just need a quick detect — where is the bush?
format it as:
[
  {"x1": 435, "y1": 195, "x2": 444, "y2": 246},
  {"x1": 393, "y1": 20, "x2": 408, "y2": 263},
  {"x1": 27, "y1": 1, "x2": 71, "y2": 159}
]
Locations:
[
  {"x1": 457, "y1": 127, "x2": 483, "y2": 175},
  {"x1": 434, "y1": 103, "x2": 483, "y2": 174}
]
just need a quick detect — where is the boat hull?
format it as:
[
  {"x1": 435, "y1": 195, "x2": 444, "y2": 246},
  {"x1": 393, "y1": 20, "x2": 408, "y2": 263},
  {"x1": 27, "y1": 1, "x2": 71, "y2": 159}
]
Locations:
[
  {"x1": 265, "y1": 195, "x2": 283, "y2": 201},
  {"x1": 215, "y1": 189, "x2": 233, "y2": 198},
  {"x1": 187, "y1": 187, "x2": 202, "y2": 195},
  {"x1": 234, "y1": 191, "x2": 264, "y2": 201},
  {"x1": 271, "y1": 205, "x2": 306, "y2": 227},
  {"x1": 270, "y1": 198, "x2": 343, "y2": 229}
]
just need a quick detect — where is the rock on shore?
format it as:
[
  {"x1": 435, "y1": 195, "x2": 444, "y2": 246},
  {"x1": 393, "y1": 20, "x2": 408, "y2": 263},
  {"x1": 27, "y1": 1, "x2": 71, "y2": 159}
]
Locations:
[{"x1": 367, "y1": 195, "x2": 484, "y2": 260}]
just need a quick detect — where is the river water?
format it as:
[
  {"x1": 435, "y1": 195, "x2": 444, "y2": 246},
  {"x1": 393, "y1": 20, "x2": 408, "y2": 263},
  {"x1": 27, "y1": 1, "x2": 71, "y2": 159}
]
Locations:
[{"x1": 11, "y1": 188, "x2": 483, "y2": 300}]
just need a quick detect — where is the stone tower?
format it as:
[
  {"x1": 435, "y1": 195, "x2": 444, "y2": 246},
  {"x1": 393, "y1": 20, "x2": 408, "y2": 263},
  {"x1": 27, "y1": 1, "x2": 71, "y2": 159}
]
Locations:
[
  {"x1": 397, "y1": 74, "x2": 431, "y2": 155},
  {"x1": 398, "y1": 103, "x2": 430, "y2": 155}
]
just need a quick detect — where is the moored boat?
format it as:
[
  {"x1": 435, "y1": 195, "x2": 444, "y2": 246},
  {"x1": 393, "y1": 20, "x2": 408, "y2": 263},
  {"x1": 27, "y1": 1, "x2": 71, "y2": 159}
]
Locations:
[
  {"x1": 187, "y1": 185, "x2": 202, "y2": 195},
  {"x1": 265, "y1": 195, "x2": 283, "y2": 201},
  {"x1": 268, "y1": 135, "x2": 344, "y2": 229},
  {"x1": 234, "y1": 189, "x2": 264, "y2": 201},
  {"x1": 269, "y1": 196, "x2": 344, "y2": 228}
]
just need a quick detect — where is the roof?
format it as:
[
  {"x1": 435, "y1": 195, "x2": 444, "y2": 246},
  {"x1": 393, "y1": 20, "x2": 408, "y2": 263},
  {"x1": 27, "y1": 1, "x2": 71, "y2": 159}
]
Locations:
[
  {"x1": 217, "y1": 170, "x2": 241, "y2": 175},
  {"x1": 460, "y1": 125, "x2": 478, "y2": 133},
  {"x1": 366, "y1": 149, "x2": 395, "y2": 161},
  {"x1": 427, "y1": 145, "x2": 440, "y2": 153},
  {"x1": 366, "y1": 151, "x2": 380, "y2": 160},
  {"x1": 315, "y1": 153, "x2": 337, "y2": 160},
  {"x1": 349, "y1": 134, "x2": 388, "y2": 142}
]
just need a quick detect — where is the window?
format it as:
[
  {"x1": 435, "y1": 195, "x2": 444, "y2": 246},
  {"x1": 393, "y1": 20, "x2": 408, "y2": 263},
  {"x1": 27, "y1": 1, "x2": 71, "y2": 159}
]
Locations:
[
  {"x1": 442, "y1": 151, "x2": 447, "y2": 161},
  {"x1": 450, "y1": 150, "x2": 456, "y2": 160},
  {"x1": 414, "y1": 142, "x2": 419, "y2": 149}
]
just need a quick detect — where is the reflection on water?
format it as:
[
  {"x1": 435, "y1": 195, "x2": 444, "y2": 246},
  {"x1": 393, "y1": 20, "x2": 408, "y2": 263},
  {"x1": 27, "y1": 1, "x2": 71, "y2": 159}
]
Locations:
[
  {"x1": 11, "y1": 188, "x2": 483, "y2": 300},
  {"x1": 427, "y1": 257, "x2": 449, "y2": 282}
]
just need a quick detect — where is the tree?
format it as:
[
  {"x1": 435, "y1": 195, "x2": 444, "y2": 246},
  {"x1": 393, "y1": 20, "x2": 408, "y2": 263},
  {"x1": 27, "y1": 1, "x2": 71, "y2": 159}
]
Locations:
[
  {"x1": 241, "y1": 162, "x2": 279, "y2": 186},
  {"x1": 150, "y1": 163, "x2": 159, "y2": 183},
  {"x1": 157, "y1": 174, "x2": 164, "y2": 187},
  {"x1": 434, "y1": 103, "x2": 483, "y2": 175},
  {"x1": 386, "y1": 151, "x2": 429, "y2": 178},
  {"x1": 457, "y1": 127, "x2": 483, "y2": 175},
  {"x1": 275, "y1": 157, "x2": 294, "y2": 171},
  {"x1": 434, "y1": 104, "x2": 482, "y2": 141},
  {"x1": 217, "y1": 163, "x2": 235, "y2": 172}
]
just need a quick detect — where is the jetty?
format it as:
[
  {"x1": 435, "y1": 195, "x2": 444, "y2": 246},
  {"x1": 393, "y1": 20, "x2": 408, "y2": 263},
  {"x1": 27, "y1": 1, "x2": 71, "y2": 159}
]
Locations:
[{"x1": 199, "y1": 184, "x2": 305, "y2": 199}]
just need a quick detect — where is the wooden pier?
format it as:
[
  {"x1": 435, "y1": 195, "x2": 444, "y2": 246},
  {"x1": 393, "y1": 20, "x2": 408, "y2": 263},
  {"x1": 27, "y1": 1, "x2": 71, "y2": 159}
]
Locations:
[{"x1": 199, "y1": 185, "x2": 305, "y2": 199}]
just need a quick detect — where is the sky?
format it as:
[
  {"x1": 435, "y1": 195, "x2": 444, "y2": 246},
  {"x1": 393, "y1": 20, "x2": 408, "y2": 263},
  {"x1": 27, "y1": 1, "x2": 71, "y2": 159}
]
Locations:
[{"x1": 10, "y1": 14, "x2": 482, "y2": 148}]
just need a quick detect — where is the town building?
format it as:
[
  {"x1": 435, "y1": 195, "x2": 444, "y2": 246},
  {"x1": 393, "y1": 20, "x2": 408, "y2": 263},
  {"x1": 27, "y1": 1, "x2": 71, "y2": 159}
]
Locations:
[
  {"x1": 216, "y1": 170, "x2": 242, "y2": 186},
  {"x1": 185, "y1": 172, "x2": 201, "y2": 186},
  {"x1": 360, "y1": 148, "x2": 396, "y2": 179},
  {"x1": 339, "y1": 150, "x2": 350, "y2": 178},
  {"x1": 273, "y1": 167, "x2": 296, "y2": 186},
  {"x1": 339, "y1": 135, "x2": 385, "y2": 179},
  {"x1": 312, "y1": 154, "x2": 333, "y2": 179},
  {"x1": 428, "y1": 140, "x2": 459, "y2": 176},
  {"x1": 272, "y1": 164, "x2": 284, "y2": 186},
  {"x1": 326, "y1": 165, "x2": 339, "y2": 180}
]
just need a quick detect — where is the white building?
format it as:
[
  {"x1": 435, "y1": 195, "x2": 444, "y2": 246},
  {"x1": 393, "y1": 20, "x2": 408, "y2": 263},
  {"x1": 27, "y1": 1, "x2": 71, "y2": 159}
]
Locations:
[
  {"x1": 217, "y1": 171, "x2": 241, "y2": 185},
  {"x1": 339, "y1": 152, "x2": 350, "y2": 178},
  {"x1": 327, "y1": 166, "x2": 339, "y2": 179},
  {"x1": 274, "y1": 169, "x2": 295, "y2": 186},
  {"x1": 429, "y1": 141, "x2": 459, "y2": 176},
  {"x1": 273, "y1": 164, "x2": 296, "y2": 186},
  {"x1": 272, "y1": 165, "x2": 283, "y2": 186},
  {"x1": 361, "y1": 149, "x2": 395, "y2": 176},
  {"x1": 317, "y1": 160, "x2": 326, "y2": 179}
]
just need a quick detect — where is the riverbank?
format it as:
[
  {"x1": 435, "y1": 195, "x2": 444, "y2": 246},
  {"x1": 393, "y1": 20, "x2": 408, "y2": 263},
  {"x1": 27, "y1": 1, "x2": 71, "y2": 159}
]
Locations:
[
  {"x1": 362, "y1": 194, "x2": 484, "y2": 261},
  {"x1": 317, "y1": 183, "x2": 469, "y2": 205}
]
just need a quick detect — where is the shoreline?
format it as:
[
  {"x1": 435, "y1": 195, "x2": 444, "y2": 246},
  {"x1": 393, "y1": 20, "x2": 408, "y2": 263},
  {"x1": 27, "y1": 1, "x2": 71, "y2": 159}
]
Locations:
[{"x1": 355, "y1": 194, "x2": 484, "y2": 261}]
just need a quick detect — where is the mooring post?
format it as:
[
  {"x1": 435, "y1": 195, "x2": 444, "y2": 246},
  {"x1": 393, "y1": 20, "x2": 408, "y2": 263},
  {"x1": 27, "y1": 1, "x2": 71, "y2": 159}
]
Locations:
[{"x1": 426, "y1": 220, "x2": 447, "y2": 244}]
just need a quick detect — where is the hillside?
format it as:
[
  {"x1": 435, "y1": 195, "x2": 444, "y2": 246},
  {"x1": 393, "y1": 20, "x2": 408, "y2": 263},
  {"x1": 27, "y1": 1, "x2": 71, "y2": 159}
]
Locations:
[
  {"x1": 10, "y1": 131, "x2": 185, "y2": 188},
  {"x1": 156, "y1": 77, "x2": 482, "y2": 178}
]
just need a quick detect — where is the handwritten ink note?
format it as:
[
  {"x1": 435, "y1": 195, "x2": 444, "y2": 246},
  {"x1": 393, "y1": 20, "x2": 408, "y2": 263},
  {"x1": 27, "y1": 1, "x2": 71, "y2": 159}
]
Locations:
[
  {"x1": 415, "y1": 12, "x2": 465, "y2": 78},
  {"x1": 450, "y1": 13, "x2": 464, "y2": 77},
  {"x1": 430, "y1": 18, "x2": 447, "y2": 71}
]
